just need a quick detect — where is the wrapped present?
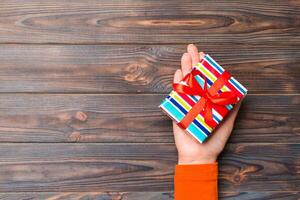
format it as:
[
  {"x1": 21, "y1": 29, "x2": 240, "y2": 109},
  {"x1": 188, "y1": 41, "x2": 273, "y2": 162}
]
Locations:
[{"x1": 159, "y1": 54, "x2": 247, "y2": 143}]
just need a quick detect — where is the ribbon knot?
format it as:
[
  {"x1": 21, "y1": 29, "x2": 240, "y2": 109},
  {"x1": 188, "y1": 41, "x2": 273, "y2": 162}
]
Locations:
[{"x1": 173, "y1": 68, "x2": 238, "y2": 129}]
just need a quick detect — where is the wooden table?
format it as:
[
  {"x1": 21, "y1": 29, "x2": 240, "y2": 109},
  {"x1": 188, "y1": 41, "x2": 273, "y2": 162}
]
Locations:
[{"x1": 0, "y1": 1, "x2": 299, "y2": 199}]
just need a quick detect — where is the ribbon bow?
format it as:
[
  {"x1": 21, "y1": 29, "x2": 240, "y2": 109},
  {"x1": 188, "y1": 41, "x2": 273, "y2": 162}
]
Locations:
[{"x1": 173, "y1": 68, "x2": 238, "y2": 129}]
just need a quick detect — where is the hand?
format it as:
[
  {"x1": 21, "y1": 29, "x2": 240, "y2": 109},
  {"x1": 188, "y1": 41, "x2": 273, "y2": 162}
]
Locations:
[{"x1": 173, "y1": 44, "x2": 242, "y2": 165}]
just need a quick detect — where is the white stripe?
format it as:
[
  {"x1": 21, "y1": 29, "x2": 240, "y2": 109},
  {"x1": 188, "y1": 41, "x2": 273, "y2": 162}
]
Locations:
[
  {"x1": 228, "y1": 79, "x2": 244, "y2": 95},
  {"x1": 167, "y1": 98, "x2": 208, "y2": 138},
  {"x1": 186, "y1": 129, "x2": 204, "y2": 143},
  {"x1": 205, "y1": 54, "x2": 247, "y2": 94},
  {"x1": 190, "y1": 95, "x2": 225, "y2": 124},
  {"x1": 173, "y1": 93, "x2": 212, "y2": 132},
  {"x1": 231, "y1": 77, "x2": 248, "y2": 93},
  {"x1": 212, "y1": 109, "x2": 223, "y2": 121},
  {"x1": 161, "y1": 100, "x2": 206, "y2": 143},
  {"x1": 166, "y1": 98, "x2": 185, "y2": 119},
  {"x1": 161, "y1": 99, "x2": 181, "y2": 122},
  {"x1": 205, "y1": 54, "x2": 224, "y2": 73},
  {"x1": 197, "y1": 63, "x2": 231, "y2": 92},
  {"x1": 191, "y1": 122, "x2": 208, "y2": 137}
]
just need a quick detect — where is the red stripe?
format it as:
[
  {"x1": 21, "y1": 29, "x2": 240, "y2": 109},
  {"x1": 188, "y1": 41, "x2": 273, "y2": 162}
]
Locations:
[
  {"x1": 183, "y1": 93, "x2": 225, "y2": 128},
  {"x1": 178, "y1": 83, "x2": 229, "y2": 119},
  {"x1": 177, "y1": 93, "x2": 215, "y2": 128},
  {"x1": 177, "y1": 93, "x2": 217, "y2": 127},
  {"x1": 201, "y1": 60, "x2": 243, "y2": 98},
  {"x1": 175, "y1": 71, "x2": 234, "y2": 128},
  {"x1": 178, "y1": 93, "x2": 196, "y2": 107}
]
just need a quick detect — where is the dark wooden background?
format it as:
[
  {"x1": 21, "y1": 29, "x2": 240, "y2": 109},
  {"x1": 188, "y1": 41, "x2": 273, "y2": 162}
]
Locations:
[{"x1": 0, "y1": 0, "x2": 299, "y2": 199}]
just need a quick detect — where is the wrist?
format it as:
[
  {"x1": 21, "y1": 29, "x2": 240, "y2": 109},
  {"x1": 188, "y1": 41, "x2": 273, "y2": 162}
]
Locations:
[{"x1": 178, "y1": 155, "x2": 217, "y2": 165}]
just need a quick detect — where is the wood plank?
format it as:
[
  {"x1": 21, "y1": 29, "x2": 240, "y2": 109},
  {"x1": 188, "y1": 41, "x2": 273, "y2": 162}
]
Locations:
[
  {"x1": 0, "y1": 143, "x2": 298, "y2": 192},
  {"x1": 0, "y1": 192, "x2": 298, "y2": 200},
  {"x1": 0, "y1": 45, "x2": 299, "y2": 94},
  {"x1": 0, "y1": 94, "x2": 298, "y2": 143},
  {"x1": 0, "y1": 0, "x2": 298, "y2": 44},
  {"x1": 220, "y1": 192, "x2": 300, "y2": 200},
  {"x1": 0, "y1": 192, "x2": 174, "y2": 200}
]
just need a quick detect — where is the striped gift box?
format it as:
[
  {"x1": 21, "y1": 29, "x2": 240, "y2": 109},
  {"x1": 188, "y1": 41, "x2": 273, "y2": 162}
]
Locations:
[{"x1": 159, "y1": 54, "x2": 247, "y2": 143}]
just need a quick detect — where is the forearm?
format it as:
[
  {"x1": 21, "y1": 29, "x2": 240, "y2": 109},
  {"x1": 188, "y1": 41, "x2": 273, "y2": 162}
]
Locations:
[{"x1": 174, "y1": 163, "x2": 218, "y2": 200}]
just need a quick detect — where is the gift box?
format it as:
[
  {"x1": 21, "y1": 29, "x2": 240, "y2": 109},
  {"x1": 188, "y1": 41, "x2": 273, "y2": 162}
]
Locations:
[{"x1": 159, "y1": 54, "x2": 247, "y2": 143}]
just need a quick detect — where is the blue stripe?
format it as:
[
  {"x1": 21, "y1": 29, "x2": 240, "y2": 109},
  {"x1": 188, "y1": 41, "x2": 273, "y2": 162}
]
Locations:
[
  {"x1": 162, "y1": 99, "x2": 208, "y2": 142},
  {"x1": 175, "y1": 92, "x2": 228, "y2": 123},
  {"x1": 195, "y1": 75, "x2": 205, "y2": 88},
  {"x1": 192, "y1": 118, "x2": 210, "y2": 136},
  {"x1": 205, "y1": 54, "x2": 247, "y2": 95},
  {"x1": 207, "y1": 78, "x2": 213, "y2": 87},
  {"x1": 169, "y1": 98, "x2": 187, "y2": 114},
  {"x1": 190, "y1": 95, "x2": 198, "y2": 102},
  {"x1": 195, "y1": 74, "x2": 214, "y2": 88},
  {"x1": 161, "y1": 99, "x2": 184, "y2": 121},
  {"x1": 226, "y1": 104, "x2": 233, "y2": 110},
  {"x1": 164, "y1": 96, "x2": 217, "y2": 137},
  {"x1": 232, "y1": 77, "x2": 247, "y2": 93},
  {"x1": 213, "y1": 115, "x2": 221, "y2": 123},
  {"x1": 229, "y1": 79, "x2": 246, "y2": 94},
  {"x1": 169, "y1": 98, "x2": 210, "y2": 136},
  {"x1": 205, "y1": 55, "x2": 224, "y2": 73},
  {"x1": 196, "y1": 72, "x2": 229, "y2": 96},
  {"x1": 187, "y1": 125, "x2": 207, "y2": 142},
  {"x1": 185, "y1": 96, "x2": 222, "y2": 124}
]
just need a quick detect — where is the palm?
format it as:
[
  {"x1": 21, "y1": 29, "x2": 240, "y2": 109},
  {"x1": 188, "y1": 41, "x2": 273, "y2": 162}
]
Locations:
[{"x1": 173, "y1": 44, "x2": 242, "y2": 164}]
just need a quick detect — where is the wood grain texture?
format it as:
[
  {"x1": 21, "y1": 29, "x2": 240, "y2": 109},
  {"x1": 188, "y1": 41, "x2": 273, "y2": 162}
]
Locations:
[
  {"x1": 0, "y1": 94, "x2": 298, "y2": 143},
  {"x1": 0, "y1": 0, "x2": 298, "y2": 44},
  {"x1": 0, "y1": 192, "x2": 298, "y2": 200},
  {"x1": 0, "y1": 143, "x2": 298, "y2": 192},
  {"x1": 220, "y1": 192, "x2": 300, "y2": 200},
  {"x1": 0, "y1": 192, "x2": 174, "y2": 200},
  {"x1": 0, "y1": 44, "x2": 299, "y2": 94},
  {"x1": 0, "y1": 0, "x2": 299, "y2": 197}
]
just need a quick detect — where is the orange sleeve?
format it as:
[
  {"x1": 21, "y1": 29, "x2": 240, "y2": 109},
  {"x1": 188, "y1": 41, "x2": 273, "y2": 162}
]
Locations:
[{"x1": 174, "y1": 163, "x2": 218, "y2": 200}]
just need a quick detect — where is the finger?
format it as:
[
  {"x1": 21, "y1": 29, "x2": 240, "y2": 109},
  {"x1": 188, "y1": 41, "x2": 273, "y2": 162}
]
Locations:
[
  {"x1": 199, "y1": 52, "x2": 205, "y2": 60},
  {"x1": 173, "y1": 69, "x2": 183, "y2": 83},
  {"x1": 173, "y1": 121, "x2": 200, "y2": 147},
  {"x1": 226, "y1": 100, "x2": 243, "y2": 123},
  {"x1": 181, "y1": 53, "x2": 192, "y2": 76},
  {"x1": 209, "y1": 100, "x2": 243, "y2": 145},
  {"x1": 221, "y1": 98, "x2": 243, "y2": 128},
  {"x1": 187, "y1": 44, "x2": 200, "y2": 66}
]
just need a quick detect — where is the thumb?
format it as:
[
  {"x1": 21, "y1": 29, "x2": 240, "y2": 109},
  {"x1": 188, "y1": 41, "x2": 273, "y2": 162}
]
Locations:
[{"x1": 208, "y1": 99, "x2": 243, "y2": 146}]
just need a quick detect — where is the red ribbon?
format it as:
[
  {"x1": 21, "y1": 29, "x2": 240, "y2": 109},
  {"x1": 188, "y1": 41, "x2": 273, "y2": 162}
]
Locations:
[{"x1": 173, "y1": 68, "x2": 238, "y2": 129}]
